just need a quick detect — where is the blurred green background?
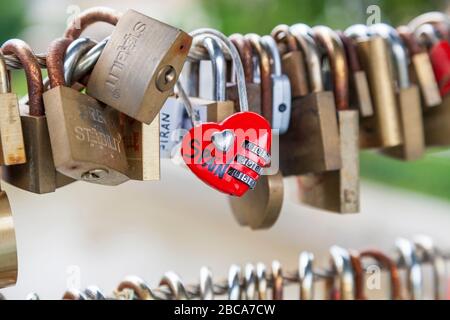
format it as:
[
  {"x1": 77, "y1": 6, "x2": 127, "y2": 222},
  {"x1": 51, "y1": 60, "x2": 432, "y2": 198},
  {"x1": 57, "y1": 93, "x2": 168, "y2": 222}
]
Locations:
[{"x1": 3, "y1": 0, "x2": 450, "y2": 201}]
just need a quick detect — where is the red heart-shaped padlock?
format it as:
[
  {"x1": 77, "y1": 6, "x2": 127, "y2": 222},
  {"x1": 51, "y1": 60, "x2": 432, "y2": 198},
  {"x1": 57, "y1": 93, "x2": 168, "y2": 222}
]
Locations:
[{"x1": 181, "y1": 112, "x2": 272, "y2": 196}]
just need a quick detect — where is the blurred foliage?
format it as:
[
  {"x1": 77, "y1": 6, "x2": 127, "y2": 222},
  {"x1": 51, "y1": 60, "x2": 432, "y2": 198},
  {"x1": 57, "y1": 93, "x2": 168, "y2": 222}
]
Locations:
[{"x1": 0, "y1": 0, "x2": 26, "y2": 43}]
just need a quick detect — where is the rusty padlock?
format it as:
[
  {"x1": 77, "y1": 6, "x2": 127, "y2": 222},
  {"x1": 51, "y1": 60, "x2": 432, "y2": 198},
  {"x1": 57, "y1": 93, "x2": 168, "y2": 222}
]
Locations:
[
  {"x1": 66, "y1": 7, "x2": 193, "y2": 124},
  {"x1": 371, "y1": 23, "x2": 425, "y2": 161},
  {"x1": 415, "y1": 23, "x2": 450, "y2": 147},
  {"x1": 338, "y1": 31, "x2": 374, "y2": 117},
  {"x1": 228, "y1": 34, "x2": 262, "y2": 115},
  {"x1": 44, "y1": 38, "x2": 128, "y2": 185},
  {"x1": 346, "y1": 24, "x2": 403, "y2": 149},
  {"x1": 279, "y1": 24, "x2": 341, "y2": 176},
  {"x1": 2, "y1": 39, "x2": 73, "y2": 193},
  {"x1": 398, "y1": 26, "x2": 442, "y2": 108},
  {"x1": 295, "y1": 26, "x2": 359, "y2": 214},
  {"x1": 271, "y1": 24, "x2": 309, "y2": 98},
  {"x1": 0, "y1": 51, "x2": 26, "y2": 166},
  {"x1": 0, "y1": 188, "x2": 17, "y2": 289},
  {"x1": 65, "y1": 37, "x2": 160, "y2": 180}
]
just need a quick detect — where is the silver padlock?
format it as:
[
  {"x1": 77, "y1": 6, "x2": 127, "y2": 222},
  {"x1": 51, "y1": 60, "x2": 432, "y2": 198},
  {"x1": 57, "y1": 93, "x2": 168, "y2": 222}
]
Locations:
[
  {"x1": 159, "y1": 94, "x2": 186, "y2": 158},
  {"x1": 260, "y1": 36, "x2": 292, "y2": 134}
]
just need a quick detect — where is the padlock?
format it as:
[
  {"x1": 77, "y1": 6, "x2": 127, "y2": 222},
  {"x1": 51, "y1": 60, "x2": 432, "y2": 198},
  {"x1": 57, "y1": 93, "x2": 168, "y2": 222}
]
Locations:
[
  {"x1": 371, "y1": 23, "x2": 425, "y2": 161},
  {"x1": 66, "y1": 37, "x2": 161, "y2": 180},
  {"x1": 415, "y1": 23, "x2": 450, "y2": 146},
  {"x1": 295, "y1": 26, "x2": 359, "y2": 214},
  {"x1": 228, "y1": 34, "x2": 262, "y2": 115},
  {"x1": 337, "y1": 31, "x2": 374, "y2": 117},
  {"x1": 260, "y1": 35, "x2": 292, "y2": 135},
  {"x1": 0, "y1": 53, "x2": 26, "y2": 166},
  {"x1": 159, "y1": 93, "x2": 185, "y2": 159},
  {"x1": 81, "y1": 8, "x2": 192, "y2": 124},
  {"x1": 43, "y1": 38, "x2": 128, "y2": 185},
  {"x1": 346, "y1": 24, "x2": 403, "y2": 149},
  {"x1": 2, "y1": 39, "x2": 74, "y2": 194},
  {"x1": 0, "y1": 188, "x2": 17, "y2": 289},
  {"x1": 398, "y1": 26, "x2": 442, "y2": 108},
  {"x1": 189, "y1": 36, "x2": 235, "y2": 123},
  {"x1": 271, "y1": 24, "x2": 309, "y2": 98},
  {"x1": 279, "y1": 24, "x2": 341, "y2": 176}
]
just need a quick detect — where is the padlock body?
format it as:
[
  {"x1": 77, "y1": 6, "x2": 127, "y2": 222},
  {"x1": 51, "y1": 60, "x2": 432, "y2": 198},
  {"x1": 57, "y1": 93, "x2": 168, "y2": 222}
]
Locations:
[
  {"x1": 271, "y1": 75, "x2": 291, "y2": 135},
  {"x1": 351, "y1": 71, "x2": 373, "y2": 117},
  {"x1": 0, "y1": 93, "x2": 26, "y2": 166},
  {"x1": 411, "y1": 53, "x2": 442, "y2": 108},
  {"x1": 383, "y1": 86, "x2": 425, "y2": 160},
  {"x1": 121, "y1": 113, "x2": 160, "y2": 180},
  {"x1": 190, "y1": 98, "x2": 235, "y2": 123},
  {"x1": 297, "y1": 110, "x2": 359, "y2": 213},
  {"x1": 87, "y1": 9, "x2": 192, "y2": 124},
  {"x1": 279, "y1": 92, "x2": 341, "y2": 176},
  {"x1": 2, "y1": 114, "x2": 73, "y2": 193},
  {"x1": 0, "y1": 191, "x2": 17, "y2": 289},
  {"x1": 226, "y1": 83, "x2": 261, "y2": 115},
  {"x1": 159, "y1": 97, "x2": 185, "y2": 158},
  {"x1": 356, "y1": 37, "x2": 403, "y2": 148},
  {"x1": 429, "y1": 41, "x2": 450, "y2": 97},
  {"x1": 43, "y1": 86, "x2": 128, "y2": 185},
  {"x1": 281, "y1": 50, "x2": 309, "y2": 98},
  {"x1": 423, "y1": 94, "x2": 450, "y2": 146}
]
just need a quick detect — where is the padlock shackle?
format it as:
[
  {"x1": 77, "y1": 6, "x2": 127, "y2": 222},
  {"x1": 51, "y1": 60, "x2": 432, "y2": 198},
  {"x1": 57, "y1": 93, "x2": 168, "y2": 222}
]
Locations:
[
  {"x1": 64, "y1": 6, "x2": 121, "y2": 40},
  {"x1": 289, "y1": 24, "x2": 324, "y2": 93},
  {"x1": 1, "y1": 39, "x2": 44, "y2": 116},
  {"x1": 345, "y1": 24, "x2": 371, "y2": 41},
  {"x1": 246, "y1": 33, "x2": 273, "y2": 121},
  {"x1": 260, "y1": 36, "x2": 283, "y2": 77},
  {"x1": 228, "y1": 265, "x2": 242, "y2": 300},
  {"x1": 0, "y1": 51, "x2": 10, "y2": 94},
  {"x1": 64, "y1": 38, "x2": 97, "y2": 86},
  {"x1": 395, "y1": 238, "x2": 423, "y2": 300},
  {"x1": 397, "y1": 26, "x2": 425, "y2": 55},
  {"x1": 230, "y1": 34, "x2": 254, "y2": 83},
  {"x1": 408, "y1": 11, "x2": 450, "y2": 34},
  {"x1": 271, "y1": 24, "x2": 299, "y2": 52},
  {"x1": 328, "y1": 246, "x2": 355, "y2": 300},
  {"x1": 360, "y1": 250, "x2": 402, "y2": 300},
  {"x1": 47, "y1": 37, "x2": 73, "y2": 89},
  {"x1": 337, "y1": 31, "x2": 362, "y2": 73},
  {"x1": 415, "y1": 23, "x2": 446, "y2": 47},
  {"x1": 371, "y1": 23, "x2": 411, "y2": 89},
  {"x1": 298, "y1": 252, "x2": 314, "y2": 300},
  {"x1": 313, "y1": 26, "x2": 349, "y2": 111},
  {"x1": 202, "y1": 37, "x2": 227, "y2": 102},
  {"x1": 349, "y1": 252, "x2": 366, "y2": 300}
]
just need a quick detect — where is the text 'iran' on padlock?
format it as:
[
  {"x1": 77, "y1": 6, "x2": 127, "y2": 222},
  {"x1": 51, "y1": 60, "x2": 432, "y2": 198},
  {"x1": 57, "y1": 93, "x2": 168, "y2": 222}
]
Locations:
[
  {"x1": 65, "y1": 7, "x2": 193, "y2": 124},
  {"x1": 180, "y1": 28, "x2": 272, "y2": 197},
  {"x1": 371, "y1": 23, "x2": 425, "y2": 161},
  {"x1": 346, "y1": 24, "x2": 403, "y2": 149},
  {"x1": 414, "y1": 23, "x2": 450, "y2": 147},
  {"x1": 271, "y1": 24, "x2": 309, "y2": 98},
  {"x1": 279, "y1": 24, "x2": 341, "y2": 177},
  {"x1": 397, "y1": 26, "x2": 442, "y2": 108},
  {"x1": 0, "y1": 52, "x2": 26, "y2": 166},
  {"x1": 0, "y1": 188, "x2": 18, "y2": 289},
  {"x1": 1, "y1": 39, "x2": 74, "y2": 194},
  {"x1": 43, "y1": 38, "x2": 128, "y2": 185},
  {"x1": 337, "y1": 31, "x2": 374, "y2": 117},
  {"x1": 64, "y1": 37, "x2": 160, "y2": 181},
  {"x1": 228, "y1": 34, "x2": 283, "y2": 229},
  {"x1": 228, "y1": 34, "x2": 262, "y2": 115},
  {"x1": 295, "y1": 25, "x2": 360, "y2": 214}
]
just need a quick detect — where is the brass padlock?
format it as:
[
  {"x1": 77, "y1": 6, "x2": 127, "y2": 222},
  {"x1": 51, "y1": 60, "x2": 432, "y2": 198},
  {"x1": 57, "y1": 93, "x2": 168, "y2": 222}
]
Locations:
[
  {"x1": 338, "y1": 31, "x2": 374, "y2": 117},
  {"x1": 228, "y1": 34, "x2": 262, "y2": 115},
  {"x1": 271, "y1": 24, "x2": 309, "y2": 98},
  {"x1": 65, "y1": 37, "x2": 160, "y2": 180},
  {"x1": 44, "y1": 38, "x2": 128, "y2": 185},
  {"x1": 81, "y1": 8, "x2": 192, "y2": 124},
  {"x1": 371, "y1": 24, "x2": 425, "y2": 161},
  {"x1": 279, "y1": 24, "x2": 341, "y2": 176},
  {"x1": 2, "y1": 39, "x2": 74, "y2": 194},
  {"x1": 189, "y1": 36, "x2": 235, "y2": 123},
  {"x1": 295, "y1": 26, "x2": 359, "y2": 214},
  {"x1": 0, "y1": 188, "x2": 17, "y2": 289},
  {"x1": 398, "y1": 26, "x2": 442, "y2": 108},
  {"x1": 346, "y1": 25, "x2": 403, "y2": 149},
  {"x1": 0, "y1": 52, "x2": 26, "y2": 166}
]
